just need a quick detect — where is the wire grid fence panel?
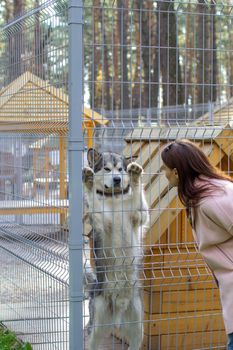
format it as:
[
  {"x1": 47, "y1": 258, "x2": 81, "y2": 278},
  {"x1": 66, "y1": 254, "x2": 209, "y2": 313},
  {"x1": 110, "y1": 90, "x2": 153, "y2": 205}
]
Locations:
[
  {"x1": 0, "y1": 1, "x2": 70, "y2": 349},
  {"x1": 83, "y1": 1, "x2": 233, "y2": 350}
]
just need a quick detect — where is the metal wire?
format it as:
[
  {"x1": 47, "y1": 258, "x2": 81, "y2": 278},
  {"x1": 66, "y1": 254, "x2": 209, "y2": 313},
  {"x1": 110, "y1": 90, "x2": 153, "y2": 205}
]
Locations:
[
  {"x1": 0, "y1": 1, "x2": 69, "y2": 349},
  {"x1": 83, "y1": 1, "x2": 233, "y2": 350},
  {"x1": 0, "y1": 0, "x2": 233, "y2": 349}
]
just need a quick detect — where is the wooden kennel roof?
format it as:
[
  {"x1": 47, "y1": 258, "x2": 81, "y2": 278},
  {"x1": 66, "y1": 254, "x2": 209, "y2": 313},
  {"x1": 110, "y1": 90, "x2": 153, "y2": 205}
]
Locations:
[
  {"x1": 192, "y1": 98, "x2": 233, "y2": 126},
  {"x1": 0, "y1": 71, "x2": 108, "y2": 134},
  {"x1": 124, "y1": 125, "x2": 233, "y2": 250}
]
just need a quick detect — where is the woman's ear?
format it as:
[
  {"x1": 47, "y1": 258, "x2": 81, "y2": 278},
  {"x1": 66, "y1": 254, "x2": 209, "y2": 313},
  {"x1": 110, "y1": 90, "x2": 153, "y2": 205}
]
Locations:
[{"x1": 173, "y1": 168, "x2": 178, "y2": 177}]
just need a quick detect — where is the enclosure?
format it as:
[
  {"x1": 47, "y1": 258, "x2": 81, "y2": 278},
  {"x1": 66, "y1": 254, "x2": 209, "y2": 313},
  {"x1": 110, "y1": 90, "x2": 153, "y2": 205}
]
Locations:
[{"x1": 0, "y1": 0, "x2": 232, "y2": 349}]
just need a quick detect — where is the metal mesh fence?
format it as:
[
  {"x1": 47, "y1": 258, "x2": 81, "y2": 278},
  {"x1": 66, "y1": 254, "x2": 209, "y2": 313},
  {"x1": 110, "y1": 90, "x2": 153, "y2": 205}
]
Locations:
[
  {"x1": 0, "y1": 1, "x2": 69, "y2": 349},
  {"x1": 0, "y1": 0, "x2": 233, "y2": 350},
  {"x1": 82, "y1": 1, "x2": 233, "y2": 350}
]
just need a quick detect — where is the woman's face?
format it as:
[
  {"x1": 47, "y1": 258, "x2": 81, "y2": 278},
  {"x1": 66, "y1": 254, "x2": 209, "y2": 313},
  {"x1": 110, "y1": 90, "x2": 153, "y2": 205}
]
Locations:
[{"x1": 162, "y1": 163, "x2": 179, "y2": 187}]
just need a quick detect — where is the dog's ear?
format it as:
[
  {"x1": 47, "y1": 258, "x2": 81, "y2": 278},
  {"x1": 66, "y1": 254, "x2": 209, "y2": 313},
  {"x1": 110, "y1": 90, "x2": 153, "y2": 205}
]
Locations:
[
  {"x1": 87, "y1": 148, "x2": 102, "y2": 168},
  {"x1": 124, "y1": 155, "x2": 138, "y2": 168}
]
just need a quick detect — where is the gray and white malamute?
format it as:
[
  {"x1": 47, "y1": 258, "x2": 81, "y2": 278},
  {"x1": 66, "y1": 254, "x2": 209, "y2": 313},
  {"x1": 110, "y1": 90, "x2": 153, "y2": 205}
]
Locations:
[{"x1": 83, "y1": 148, "x2": 148, "y2": 350}]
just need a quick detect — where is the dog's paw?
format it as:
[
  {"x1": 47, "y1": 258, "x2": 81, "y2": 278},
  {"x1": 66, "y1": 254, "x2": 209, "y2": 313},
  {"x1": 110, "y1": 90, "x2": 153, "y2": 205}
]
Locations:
[
  {"x1": 82, "y1": 167, "x2": 94, "y2": 189},
  {"x1": 127, "y1": 162, "x2": 143, "y2": 176}
]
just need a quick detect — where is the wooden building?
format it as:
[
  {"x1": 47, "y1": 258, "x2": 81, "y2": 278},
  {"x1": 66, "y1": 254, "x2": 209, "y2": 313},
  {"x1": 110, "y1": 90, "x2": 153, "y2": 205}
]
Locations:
[
  {"x1": 0, "y1": 71, "x2": 108, "y2": 219},
  {"x1": 123, "y1": 124, "x2": 233, "y2": 349},
  {"x1": 0, "y1": 71, "x2": 108, "y2": 146}
]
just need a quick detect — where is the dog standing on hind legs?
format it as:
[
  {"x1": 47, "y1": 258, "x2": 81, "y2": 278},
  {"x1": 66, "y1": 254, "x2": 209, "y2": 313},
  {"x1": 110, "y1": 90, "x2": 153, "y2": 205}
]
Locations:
[{"x1": 83, "y1": 148, "x2": 149, "y2": 350}]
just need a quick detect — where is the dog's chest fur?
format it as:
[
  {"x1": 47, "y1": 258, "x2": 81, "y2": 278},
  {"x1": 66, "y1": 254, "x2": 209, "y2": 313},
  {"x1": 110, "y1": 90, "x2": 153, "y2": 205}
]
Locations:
[
  {"x1": 88, "y1": 193, "x2": 142, "y2": 290},
  {"x1": 93, "y1": 195, "x2": 140, "y2": 243}
]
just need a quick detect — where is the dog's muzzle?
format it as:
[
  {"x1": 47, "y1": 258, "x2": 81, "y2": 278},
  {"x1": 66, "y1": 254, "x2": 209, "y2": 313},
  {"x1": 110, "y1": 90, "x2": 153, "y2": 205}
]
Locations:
[
  {"x1": 113, "y1": 176, "x2": 121, "y2": 187},
  {"x1": 97, "y1": 184, "x2": 130, "y2": 197}
]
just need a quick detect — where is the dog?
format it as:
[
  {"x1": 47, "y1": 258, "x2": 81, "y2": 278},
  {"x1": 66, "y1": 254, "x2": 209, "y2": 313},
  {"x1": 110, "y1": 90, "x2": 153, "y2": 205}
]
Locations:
[{"x1": 83, "y1": 148, "x2": 148, "y2": 350}]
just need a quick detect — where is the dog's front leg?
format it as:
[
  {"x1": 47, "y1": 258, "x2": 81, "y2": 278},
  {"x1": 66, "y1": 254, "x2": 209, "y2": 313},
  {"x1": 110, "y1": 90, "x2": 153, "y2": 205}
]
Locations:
[
  {"x1": 83, "y1": 166, "x2": 104, "y2": 233},
  {"x1": 127, "y1": 162, "x2": 148, "y2": 227},
  {"x1": 83, "y1": 167, "x2": 95, "y2": 192}
]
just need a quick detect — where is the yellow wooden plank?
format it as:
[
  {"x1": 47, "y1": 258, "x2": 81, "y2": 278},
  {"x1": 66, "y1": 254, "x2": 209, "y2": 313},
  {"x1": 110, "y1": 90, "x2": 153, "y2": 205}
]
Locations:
[
  {"x1": 83, "y1": 106, "x2": 108, "y2": 125},
  {"x1": 144, "y1": 188, "x2": 181, "y2": 248},
  {"x1": 143, "y1": 265, "x2": 210, "y2": 283},
  {"x1": 144, "y1": 279, "x2": 216, "y2": 293},
  {"x1": 123, "y1": 141, "x2": 145, "y2": 157},
  {"x1": 158, "y1": 330, "x2": 226, "y2": 350},
  {"x1": 161, "y1": 288, "x2": 221, "y2": 313},
  {"x1": 136, "y1": 142, "x2": 160, "y2": 168},
  {"x1": 144, "y1": 289, "x2": 221, "y2": 314},
  {"x1": 143, "y1": 266, "x2": 215, "y2": 292},
  {"x1": 0, "y1": 199, "x2": 68, "y2": 215},
  {"x1": 140, "y1": 143, "x2": 163, "y2": 188},
  {"x1": 145, "y1": 170, "x2": 171, "y2": 207},
  {"x1": 180, "y1": 209, "x2": 194, "y2": 243},
  {"x1": 214, "y1": 126, "x2": 233, "y2": 155},
  {"x1": 144, "y1": 248, "x2": 203, "y2": 270},
  {"x1": 0, "y1": 207, "x2": 68, "y2": 215},
  {"x1": 144, "y1": 309, "x2": 224, "y2": 335},
  {"x1": 144, "y1": 331, "x2": 226, "y2": 350},
  {"x1": 144, "y1": 290, "x2": 162, "y2": 314},
  {"x1": 166, "y1": 211, "x2": 184, "y2": 243},
  {"x1": 142, "y1": 334, "x2": 159, "y2": 349},
  {"x1": 0, "y1": 121, "x2": 68, "y2": 134}
]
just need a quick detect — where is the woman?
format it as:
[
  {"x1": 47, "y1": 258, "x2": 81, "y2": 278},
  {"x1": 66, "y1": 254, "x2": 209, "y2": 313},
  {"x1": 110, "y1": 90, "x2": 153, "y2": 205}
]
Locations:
[{"x1": 161, "y1": 139, "x2": 233, "y2": 350}]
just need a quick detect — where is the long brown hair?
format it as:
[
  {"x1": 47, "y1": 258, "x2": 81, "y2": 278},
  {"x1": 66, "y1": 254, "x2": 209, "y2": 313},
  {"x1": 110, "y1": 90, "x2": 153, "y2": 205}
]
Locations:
[{"x1": 161, "y1": 139, "x2": 233, "y2": 208}]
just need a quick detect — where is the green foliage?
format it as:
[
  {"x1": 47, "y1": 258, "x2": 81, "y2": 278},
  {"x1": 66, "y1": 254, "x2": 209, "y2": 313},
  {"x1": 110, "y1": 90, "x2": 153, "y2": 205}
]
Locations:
[
  {"x1": 0, "y1": 327, "x2": 32, "y2": 350},
  {"x1": 22, "y1": 343, "x2": 33, "y2": 350}
]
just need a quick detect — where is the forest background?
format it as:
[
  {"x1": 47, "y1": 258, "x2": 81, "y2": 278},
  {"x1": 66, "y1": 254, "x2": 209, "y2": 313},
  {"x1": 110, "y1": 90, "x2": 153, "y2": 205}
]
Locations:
[{"x1": 0, "y1": 0, "x2": 232, "y2": 123}]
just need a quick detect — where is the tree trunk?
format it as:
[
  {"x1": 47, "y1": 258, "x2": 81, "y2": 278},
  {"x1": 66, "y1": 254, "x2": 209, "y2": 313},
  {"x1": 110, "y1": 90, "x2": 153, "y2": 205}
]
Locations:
[
  {"x1": 113, "y1": 14, "x2": 120, "y2": 110},
  {"x1": 4, "y1": 0, "x2": 12, "y2": 22},
  {"x1": 92, "y1": 0, "x2": 102, "y2": 109},
  {"x1": 157, "y1": 0, "x2": 184, "y2": 107},
  {"x1": 101, "y1": 8, "x2": 111, "y2": 110},
  {"x1": 229, "y1": 23, "x2": 233, "y2": 98},
  {"x1": 9, "y1": 0, "x2": 24, "y2": 81},
  {"x1": 185, "y1": 4, "x2": 194, "y2": 104},
  {"x1": 13, "y1": 0, "x2": 23, "y2": 16},
  {"x1": 151, "y1": 6, "x2": 159, "y2": 109},
  {"x1": 34, "y1": 0, "x2": 44, "y2": 77},
  {"x1": 210, "y1": 1, "x2": 217, "y2": 102},
  {"x1": 141, "y1": 1, "x2": 151, "y2": 109},
  {"x1": 196, "y1": 0, "x2": 210, "y2": 104},
  {"x1": 141, "y1": 2, "x2": 149, "y2": 108},
  {"x1": 132, "y1": 0, "x2": 141, "y2": 109},
  {"x1": 117, "y1": 0, "x2": 129, "y2": 110}
]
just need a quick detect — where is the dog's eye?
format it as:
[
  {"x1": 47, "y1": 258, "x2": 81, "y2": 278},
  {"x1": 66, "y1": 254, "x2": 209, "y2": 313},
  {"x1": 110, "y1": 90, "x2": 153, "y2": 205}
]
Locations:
[
  {"x1": 118, "y1": 167, "x2": 123, "y2": 172},
  {"x1": 104, "y1": 167, "x2": 111, "y2": 172}
]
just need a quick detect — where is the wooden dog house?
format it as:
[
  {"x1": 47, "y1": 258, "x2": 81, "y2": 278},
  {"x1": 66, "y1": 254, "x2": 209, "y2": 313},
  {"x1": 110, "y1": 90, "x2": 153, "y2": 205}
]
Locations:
[
  {"x1": 0, "y1": 71, "x2": 108, "y2": 145},
  {"x1": 123, "y1": 125, "x2": 233, "y2": 349},
  {"x1": 0, "y1": 72, "x2": 108, "y2": 221}
]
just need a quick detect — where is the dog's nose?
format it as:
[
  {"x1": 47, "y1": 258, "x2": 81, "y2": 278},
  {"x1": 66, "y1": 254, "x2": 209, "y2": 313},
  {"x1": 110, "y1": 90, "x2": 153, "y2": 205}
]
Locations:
[{"x1": 113, "y1": 177, "x2": 121, "y2": 185}]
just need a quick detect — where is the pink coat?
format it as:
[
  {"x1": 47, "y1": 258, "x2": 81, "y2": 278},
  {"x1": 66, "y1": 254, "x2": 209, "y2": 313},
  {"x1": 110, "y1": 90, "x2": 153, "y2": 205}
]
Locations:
[{"x1": 191, "y1": 178, "x2": 233, "y2": 335}]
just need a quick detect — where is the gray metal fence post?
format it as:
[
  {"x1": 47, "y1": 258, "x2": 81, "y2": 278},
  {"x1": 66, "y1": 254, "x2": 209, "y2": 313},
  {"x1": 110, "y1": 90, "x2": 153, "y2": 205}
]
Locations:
[{"x1": 68, "y1": 1, "x2": 84, "y2": 349}]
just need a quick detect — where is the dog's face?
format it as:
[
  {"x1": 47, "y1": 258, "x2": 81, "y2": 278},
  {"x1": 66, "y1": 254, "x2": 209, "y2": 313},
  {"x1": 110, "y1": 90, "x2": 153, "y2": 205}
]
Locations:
[{"x1": 87, "y1": 148, "x2": 135, "y2": 195}]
